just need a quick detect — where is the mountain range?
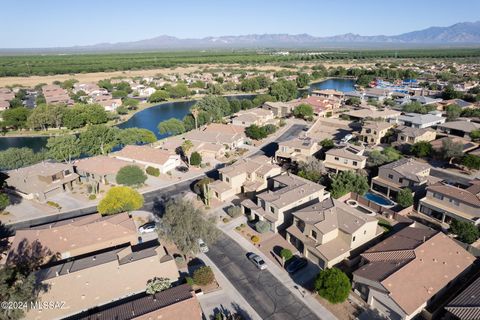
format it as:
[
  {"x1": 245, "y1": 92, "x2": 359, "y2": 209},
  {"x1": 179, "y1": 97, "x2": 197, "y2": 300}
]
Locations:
[{"x1": 5, "y1": 21, "x2": 480, "y2": 53}]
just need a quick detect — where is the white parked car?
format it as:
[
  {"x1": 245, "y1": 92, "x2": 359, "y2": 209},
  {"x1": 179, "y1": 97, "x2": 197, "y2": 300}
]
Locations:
[
  {"x1": 247, "y1": 252, "x2": 267, "y2": 270},
  {"x1": 138, "y1": 222, "x2": 156, "y2": 234},
  {"x1": 198, "y1": 239, "x2": 209, "y2": 253}
]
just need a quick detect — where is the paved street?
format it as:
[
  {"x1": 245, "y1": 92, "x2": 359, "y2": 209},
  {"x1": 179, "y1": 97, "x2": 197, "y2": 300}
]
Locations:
[
  {"x1": 207, "y1": 233, "x2": 320, "y2": 320},
  {"x1": 255, "y1": 123, "x2": 308, "y2": 157}
]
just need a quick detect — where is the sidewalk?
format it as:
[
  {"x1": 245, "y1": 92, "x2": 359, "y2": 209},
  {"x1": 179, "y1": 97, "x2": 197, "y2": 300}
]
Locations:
[
  {"x1": 218, "y1": 216, "x2": 338, "y2": 320},
  {"x1": 198, "y1": 253, "x2": 262, "y2": 320}
]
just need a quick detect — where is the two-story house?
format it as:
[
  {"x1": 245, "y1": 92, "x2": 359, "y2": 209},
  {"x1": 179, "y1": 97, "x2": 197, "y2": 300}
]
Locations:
[
  {"x1": 359, "y1": 121, "x2": 394, "y2": 146},
  {"x1": 209, "y1": 156, "x2": 282, "y2": 201},
  {"x1": 323, "y1": 144, "x2": 367, "y2": 172},
  {"x1": 311, "y1": 89, "x2": 345, "y2": 100},
  {"x1": 418, "y1": 179, "x2": 480, "y2": 225},
  {"x1": 275, "y1": 136, "x2": 321, "y2": 163},
  {"x1": 396, "y1": 126, "x2": 437, "y2": 145},
  {"x1": 286, "y1": 198, "x2": 382, "y2": 269},
  {"x1": 396, "y1": 113, "x2": 446, "y2": 129},
  {"x1": 371, "y1": 158, "x2": 433, "y2": 201},
  {"x1": 262, "y1": 101, "x2": 294, "y2": 118},
  {"x1": 231, "y1": 108, "x2": 275, "y2": 127},
  {"x1": 6, "y1": 161, "x2": 79, "y2": 201},
  {"x1": 241, "y1": 174, "x2": 329, "y2": 232}
]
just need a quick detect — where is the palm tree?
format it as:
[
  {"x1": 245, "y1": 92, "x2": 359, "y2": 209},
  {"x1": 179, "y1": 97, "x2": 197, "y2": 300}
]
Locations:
[
  {"x1": 181, "y1": 140, "x2": 194, "y2": 165},
  {"x1": 191, "y1": 108, "x2": 199, "y2": 130}
]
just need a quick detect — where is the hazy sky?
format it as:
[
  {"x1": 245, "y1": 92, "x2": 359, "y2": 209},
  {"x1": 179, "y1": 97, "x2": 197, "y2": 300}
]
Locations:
[{"x1": 2, "y1": 0, "x2": 480, "y2": 48}]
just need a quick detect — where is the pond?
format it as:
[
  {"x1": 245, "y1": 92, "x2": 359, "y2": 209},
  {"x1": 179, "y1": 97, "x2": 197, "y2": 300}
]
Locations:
[{"x1": 0, "y1": 78, "x2": 356, "y2": 151}]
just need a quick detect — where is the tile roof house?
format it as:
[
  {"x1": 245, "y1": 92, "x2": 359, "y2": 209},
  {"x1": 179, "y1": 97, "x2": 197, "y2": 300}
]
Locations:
[
  {"x1": 209, "y1": 155, "x2": 282, "y2": 201},
  {"x1": 42, "y1": 84, "x2": 73, "y2": 105},
  {"x1": 323, "y1": 144, "x2": 367, "y2": 173},
  {"x1": 26, "y1": 241, "x2": 179, "y2": 320},
  {"x1": 430, "y1": 136, "x2": 479, "y2": 154},
  {"x1": 353, "y1": 226, "x2": 475, "y2": 320},
  {"x1": 345, "y1": 108, "x2": 401, "y2": 122},
  {"x1": 396, "y1": 126, "x2": 437, "y2": 145},
  {"x1": 5, "y1": 162, "x2": 79, "y2": 201},
  {"x1": 437, "y1": 98, "x2": 474, "y2": 111},
  {"x1": 437, "y1": 120, "x2": 480, "y2": 139},
  {"x1": 262, "y1": 101, "x2": 294, "y2": 117},
  {"x1": 445, "y1": 276, "x2": 480, "y2": 320},
  {"x1": 75, "y1": 155, "x2": 143, "y2": 185},
  {"x1": 0, "y1": 100, "x2": 10, "y2": 111},
  {"x1": 311, "y1": 89, "x2": 345, "y2": 100},
  {"x1": 418, "y1": 179, "x2": 480, "y2": 225},
  {"x1": 65, "y1": 284, "x2": 202, "y2": 320},
  {"x1": 275, "y1": 136, "x2": 321, "y2": 163},
  {"x1": 241, "y1": 174, "x2": 330, "y2": 232},
  {"x1": 112, "y1": 145, "x2": 181, "y2": 174},
  {"x1": 9, "y1": 212, "x2": 138, "y2": 261},
  {"x1": 299, "y1": 96, "x2": 341, "y2": 115},
  {"x1": 184, "y1": 123, "x2": 246, "y2": 149},
  {"x1": 397, "y1": 113, "x2": 446, "y2": 129},
  {"x1": 358, "y1": 121, "x2": 394, "y2": 146},
  {"x1": 231, "y1": 107, "x2": 274, "y2": 127},
  {"x1": 371, "y1": 158, "x2": 436, "y2": 201},
  {"x1": 286, "y1": 198, "x2": 382, "y2": 269}
]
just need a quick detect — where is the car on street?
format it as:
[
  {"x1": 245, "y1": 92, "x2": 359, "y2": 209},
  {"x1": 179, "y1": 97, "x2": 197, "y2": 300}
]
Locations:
[
  {"x1": 138, "y1": 222, "x2": 156, "y2": 234},
  {"x1": 247, "y1": 252, "x2": 267, "y2": 270},
  {"x1": 176, "y1": 166, "x2": 189, "y2": 173},
  {"x1": 198, "y1": 238, "x2": 209, "y2": 253},
  {"x1": 285, "y1": 256, "x2": 308, "y2": 274}
]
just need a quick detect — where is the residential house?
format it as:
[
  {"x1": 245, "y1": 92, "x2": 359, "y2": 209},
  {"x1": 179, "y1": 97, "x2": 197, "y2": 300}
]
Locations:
[
  {"x1": 345, "y1": 108, "x2": 401, "y2": 122},
  {"x1": 353, "y1": 226, "x2": 475, "y2": 320},
  {"x1": 396, "y1": 95, "x2": 442, "y2": 106},
  {"x1": 286, "y1": 197, "x2": 382, "y2": 269},
  {"x1": 437, "y1": 120, "x2": 480, "y2": 139},
  {"x1": 307, "y1": 117, "x2": 355, "y2": 142},
  {"x1": 0, "y1": 100, "x2": 9, "y2": 111},
  {"x1": 8, "y1": 212, "x2": 138, "y2": 261},
  {"x1": 418, "y1": 179, "x2": 480, "y2": 225},
  {"x1": 344, "y1": 91, "x2": 365, "y2": 101},
  {"x1": 364, "y1": 88, "x2": 392, "y2": 102},
  {"x1": 397, "y1": 113, "x2": 446, "y2": 129},
  {"x1": 311, "y1": 89, "x2": 344, "y2": 100},
  {"x1": 65, "y1": 284, "x2": 202, "y2": 320},
  {"x1": 299, "y1": 96, "x2": 341, "y2": 116},
  {"x1": 241, "y1": 174, "x2": 330, "y2": 232},
  {"x1": 396, "y1": 126, "x2": 437, "y2": 145},
  {"x1": 436, "y1": 99, "x2": 474, "y2": 111},
  {"x1": 371, "y1": 158, "x2": 435, "y2": 201},
  {"x1": 262, "y1": 101, "x2": 294, "y2": 117},
  {"x1": 210, "y1": 155, "x2": 282, "y2": 201},
  {"x1": 42, "y1": 84, "x2": 73, "y2": 105},
  {"x1": 5, "y1": 162, "x2": 78, "y2": 201},
  {"x1": 75, "y1": 155, "x2": 143, "y2": 185},
  {"x1": 323, "y1": 144, "x2": 367, "y2": 172},
  {"x1": 73, "y1": 82, "x2": 104, "y2": 95},
  {"x1": 184, "y1": 123, "x2": 247, "y2": 150},
  {"x1": 26, "y1": 241, "x2": 179, "y2": 320},
  {"x1": 430, "y1": 136, "x2": 479, "y2": 154},
  {"x1": 113, "y1": 145, "x2": 181, "y2": 174},
  {"x1": 445, "y1": 276, "x2": 480, "y2": 320},
  {"x1": 358, "y1": 121, "x2": 394, "y2": 145},
  {"x1": 92, "y1": 93, "x2": 122, "y2": 111},
  {"x1": 231, "y1": 108, "x2": 274, "y2": 127},
  {"x1": 0, "y1": 88, "x2": 15, "y2": 102},
  {"x1": 275, "y1": 136, "x2": 321, "y2": 163}
]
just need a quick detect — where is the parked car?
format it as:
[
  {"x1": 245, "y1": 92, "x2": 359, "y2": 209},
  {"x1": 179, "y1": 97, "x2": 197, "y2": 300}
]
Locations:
[
  {"x1": 138, "y1": 222, "x2": 156, "y2": 234},
  {"x1": 285, "y1": 256, "x2": 308, "y2": 274},
  {"x1": 176, "y1": 166, "x2": 189, "y2": 173},
  {"x1": 198, "y1": 238, "x2": 209, "y2": 253},
  {"x1": 247, "y1": 252, "x2": 267, "y2": 270}
]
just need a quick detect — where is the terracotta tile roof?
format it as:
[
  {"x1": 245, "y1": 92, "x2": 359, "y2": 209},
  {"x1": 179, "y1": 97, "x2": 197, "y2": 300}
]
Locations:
[
  {"x1": 379, "y1": 158, "x2": 431, "y2": 183},
  {"x1": 114, "y1": 145, "x2": 176, "y2": 166},
  {"x1": 427, "y1": 182, "x2": 480, "y2": 207},
  {"x1": 445, "y1": 276, "x2": 480, "y2": 320},
  {"x1": 75, "y1": 156, "x2": 142, "y2": 176}
]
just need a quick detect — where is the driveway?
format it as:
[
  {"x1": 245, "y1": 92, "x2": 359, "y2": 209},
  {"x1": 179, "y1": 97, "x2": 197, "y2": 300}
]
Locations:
[
  {"x1": 255, "y1": 124, "x2": 308, "y2": 157},
  {"x1": 207, "y1": 233, "x2": 319, "y2": 320}
]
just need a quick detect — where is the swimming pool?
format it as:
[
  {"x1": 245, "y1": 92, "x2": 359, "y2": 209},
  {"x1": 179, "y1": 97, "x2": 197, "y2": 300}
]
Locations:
[{"x1": 364, "y1": 192, "x2": 395, "y2": 207}]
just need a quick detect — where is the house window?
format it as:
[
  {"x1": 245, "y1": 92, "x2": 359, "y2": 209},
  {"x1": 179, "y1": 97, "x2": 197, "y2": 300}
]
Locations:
[
  {"x1": 225, "y1": 177, "x2": 230, "y2": 183},
  {"x1": 311, "y1": 230, "x2": 317, "y2": 239},
  {"x1": 282, "y1": 146, "x2": 287, "y2": 152},
  {"x1": 433, "y1": 192, "x2": 443, "y2": 200},
  {"x1": 334, "y1": 157, "x2": 339, "y2": 161},
  {"x1": 344, "y1": 159, "x2": 348, "y2": 164},
  {"x1": 64, "y1": 169, "x2": 71, "y2": 176},
  {"x1": 388, "y1": 174, "x2": 393, "y2": 180},
  {"x1": 401, "y1": 136, "x2": 405, "y2": 141},
  {"x1": 399, "y1": 178, "x2": 403, "y2": 183},
  {"x1": 449, "y1": 198, "x2": 459, "y2": 206},
  {"x1": 353, "y1": 236, "x2": 356, "y2": 242},
  {"x1": 353, "y1": 161, "x2": 358, "y2": 166},
  {"x1": 295, "y1": 149, "x2": 301, "y2": 152},
  {"x1": 270, "y1": 206, "x2": 275, "y2": 214}
]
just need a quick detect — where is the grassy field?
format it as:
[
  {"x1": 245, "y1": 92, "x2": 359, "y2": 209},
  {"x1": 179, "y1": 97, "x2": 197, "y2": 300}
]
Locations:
[{"x1": 1, "y1": 48, "x2": 479, "y2": 78}]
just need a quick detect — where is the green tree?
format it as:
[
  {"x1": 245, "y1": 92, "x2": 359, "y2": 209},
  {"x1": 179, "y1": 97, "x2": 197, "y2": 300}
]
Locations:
[
  {"x1": 193, "y1": 266, "x2": 215, "y2": 286},
  {"x1": 148, "y1": 90, "x2": 170, "y2": 103},
  {"x1": 255, "y1": 220, "x2": 270, "y2": 233},
  {"x1": 280, "y1": 248, "x2": 293, "y2": 265},
  {"x1": 116, "y1": 165, "x2": 147, "y2": 186},
  {"x1": 2, "y1": 107, "x2": 31, "y2": 129},
  {"x1": 123, "y1": 98, "x2": 140, "y2": 109},
  {"x1": 245, "y1": 124, "x2": 277, "y2": 140},
  {"x1": 0, "y1": 148, "x2": 45, "y2": 170},
  {"x1": 297, "y1": 157, "x2": 326, "y2": 184},
  {"x1": 146, "y1": 277, "x2": 170, "y2": 295},
  {"x1": 470, "y1": 130, "x2": 480, "y2": 141},
  {"x1": 0, "y1": 193, "x2": 10, "y2": 211},
  {"x1": 193, "y1": 177, "x2": 213, "y2": 205},
  {"x1": 402, "y1": 102, "x2": 436, "y2": 114},
  {"x1": 46, "y1": 135, "x2": 81, "y2": 163},
  {"x1": 345, "y1": 97, "x2": 361, "y2": 106},
  {"x1": 320, "y1": 138, "x2": 334, "y2": 149},
  {"x1": 442, "y1": 84, "x2": 463, "y2": 100},
  {"x1": 314, "y1": 268, "x2": 351, "y2": 304},
  {"x1": 98, "y1": 79, "x2": 113, "y2": 91},
  {"x1": 293, "y1": 103, "x2": 314, "y2": 120},
  {"x1": 441, "y1": 138, "x2": 463, "y2": 162},
  {"x1": 462, "y1": 154, "x2": 480, "y2": 170},
  {"x1": 158, "y1": 118, "x2": 185, "y2": 136},
  {"x1": 166, "y1": 83, "x2": 190, "y2": 98},
  {"x1": 330, "y1": 171, "x2": 369, "y2": 199},
  {"x1": 112, "y1": 90, "x2": 128, "y2": 99},
  {"x1": 410, "y1": 141, "x2": 433, "y2": 158},
  {"x1": 396, "y1": 188, "x2": 413, "y2": 208},
  {"x1": 97, "y1": 186, "x2": 144, "y2": 215},
  {"x1": 450, "y1": 220, "x2": 480, "y2": 244},
  {"x1": 117, "y1": 128, "x2": 157, "y2": 146},
  {"x1": 157, "y1": 199, "x2": 220, "y2": 254},
  {"x1": 296, "y1": 73, "x2": 311, "y2": 88},
  {"x1": 79, "y1": 125, "x2": 119, "y2": 156},
  {"x1": 446, "y1": 104, "x2": 462, "y2": 121},
  {"x1": 190, "y1": 151, "x2": 202, "y2": 166},
  {"x1": 193, "y1": 96, "x2": 231, "y2": 123},
  {"x1": 269, "y1": 80, "x2": 297, "y2": 102}
]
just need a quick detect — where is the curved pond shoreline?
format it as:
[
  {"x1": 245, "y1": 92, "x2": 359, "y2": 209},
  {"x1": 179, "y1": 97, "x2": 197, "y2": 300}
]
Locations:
[{"x1": 0, "y1": 79, "x2": 355, "y2": 151}]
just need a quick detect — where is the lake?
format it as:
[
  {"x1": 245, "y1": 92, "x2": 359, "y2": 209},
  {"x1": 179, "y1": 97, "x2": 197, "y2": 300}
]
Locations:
[{"x1": 0, "y1": 79, "x2": 355, "y2": 151}]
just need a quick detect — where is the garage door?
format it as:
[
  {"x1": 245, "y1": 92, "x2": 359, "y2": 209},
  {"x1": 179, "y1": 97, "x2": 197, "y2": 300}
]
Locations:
[
  {"x1": 371, "y1": 297, "x2": 402, "y2": 320},
  {"x1": 307, "y1": 250, "x2": 325, "y2": 269}
]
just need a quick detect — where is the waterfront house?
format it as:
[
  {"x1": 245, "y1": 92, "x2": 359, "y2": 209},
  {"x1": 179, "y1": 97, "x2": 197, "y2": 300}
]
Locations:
[
  {"x1": 184, "y1": 123, "x2": 247, "y2": 150},
  {"x1": 42, "y1": 84, "x2": 73, "y2": 105},
  {"x1": 75, "y1": 155, "x2": 142, "y2": 185},
  {"x1": 231, "y1": 107, "x2": 274, "y2": 127},
  {"x1": 241, "y1": 174, "x2": 329, "y2": 232},
  {"x1": 286, "y1": 197, "x2": 382, "y2": 269},
  {"x1": 323, "y1": 144, "x2": 367, "y2": 172},
  {"x1": 311, "y1": 89, "x2": 344, "y2": 100},
  {"x1": 5, "y1": 162, "x2": 78, "y2": 201},
  {"x1": 112, "y1": 145, "x2": 180, "y2": 174},
  {"x1": 353, "y1": 226, "x2": 475, "y2": 320}
]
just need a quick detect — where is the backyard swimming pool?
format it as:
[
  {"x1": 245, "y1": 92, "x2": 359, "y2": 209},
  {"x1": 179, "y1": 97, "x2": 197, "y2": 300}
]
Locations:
[{"x1": 364, "y1": 192, "x2": 395, "y2": 207}]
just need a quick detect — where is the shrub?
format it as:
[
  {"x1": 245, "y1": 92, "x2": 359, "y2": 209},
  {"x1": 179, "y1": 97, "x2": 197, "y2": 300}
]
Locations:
[
  {"x1": 190, "y1": 152, "x2": 202, "y2": 166},
  {"x1": 116, "y1": 165, "x2": 147, "y2": 186},
  {"x1": 240, "y1": 223, "x2": 246, "y2": 228},
  {"x1": 396, "y1": 188, "x2": 413, "y2": 208},
  {"x1": 146, "y1": 166, "x2": 160, "y2": 177},
  {"x1": 98, "y1": 186, "x2": 144, "y2": 215},
  {"x1": 451, "y1": 220, "x2": 480, "y2": 244},
  {"x1": 46, "y1": 201, "x2": 61, "y2": 209},
  {"x1": 314, "y1": 268, "x2": 351, "y2": 304},
  {"x1": 88, "y1": 194, "x2": 96, "y2": 200},
  {"x1": 0, "y1": 193, "x2": 10, "y2": 211},
  {"x1": 227, "y1": 206, "x2": 242, "y2": 218},
  {"x1": 222, "y1": 217, "x2": 229, "y2": 223},
  {"x1": 193, "y1": 266, "x2": 215, "y2": 286},
  {"x1": 186, "y1": 276, "x2": 194, "y2": 286},
  {"x1": 280, "y1": 248, "x2": 293, "y2": 261},
  {"x1": 251, "y1": 235, "x2": 260, "y2": 243},
  {"x1": 146, "y1": 277, "x2": 171, "y2": 295},
  {"x1": 255, "y1": 220, "x2": 270, "y2": 233},
  {"x1": 235, "y1": 226, "x2": 242, "y2": 231},
  {"x1": 175, "y1": 256, "x2": 185, "y2": 264}
]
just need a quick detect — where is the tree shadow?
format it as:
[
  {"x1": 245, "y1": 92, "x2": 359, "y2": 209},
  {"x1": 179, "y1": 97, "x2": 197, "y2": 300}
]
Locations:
[{"x1": 187, "y1": 257, "x2": 206, "y2": 275}]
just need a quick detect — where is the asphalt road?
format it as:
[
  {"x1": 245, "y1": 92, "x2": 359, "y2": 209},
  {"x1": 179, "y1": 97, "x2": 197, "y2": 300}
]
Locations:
[{"x1": 207, "y1": 233, "x2": 319, "y2": 320}]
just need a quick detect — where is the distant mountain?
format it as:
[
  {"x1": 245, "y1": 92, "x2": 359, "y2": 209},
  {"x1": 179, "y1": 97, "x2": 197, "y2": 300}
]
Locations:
[{"x1": 3, "y1": 21, "x2": 480, "y2": 53}]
